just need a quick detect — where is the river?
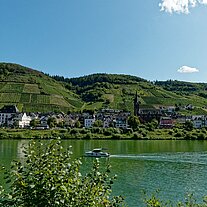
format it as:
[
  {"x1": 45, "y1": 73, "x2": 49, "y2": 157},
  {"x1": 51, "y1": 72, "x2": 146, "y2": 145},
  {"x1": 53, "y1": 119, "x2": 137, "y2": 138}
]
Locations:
[{"x1": 1, "y1": 139, "x2": 207, "y2": 206}]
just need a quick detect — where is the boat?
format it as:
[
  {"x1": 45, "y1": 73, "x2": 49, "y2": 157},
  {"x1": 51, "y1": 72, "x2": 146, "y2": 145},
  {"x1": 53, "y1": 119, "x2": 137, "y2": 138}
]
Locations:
[{"x1": 84, "y1": 148, "x2": 110, "y2": 157}]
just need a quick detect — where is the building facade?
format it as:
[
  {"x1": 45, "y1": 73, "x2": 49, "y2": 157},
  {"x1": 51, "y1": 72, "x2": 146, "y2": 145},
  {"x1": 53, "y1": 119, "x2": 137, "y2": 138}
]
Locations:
[{"x1": 0, "y1": 105, "x2": 19, "y2": 126}]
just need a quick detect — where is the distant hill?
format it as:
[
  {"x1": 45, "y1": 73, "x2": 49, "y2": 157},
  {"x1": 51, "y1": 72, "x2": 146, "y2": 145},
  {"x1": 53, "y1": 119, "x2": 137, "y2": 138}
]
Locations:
[
  {"x1": 0, "y1": 63, "x2": 83, "y2": 112},
  {"x1": 53, "y1": 73, "x2": 207, "y2": 115},
  {"x1": 1, "y1": 62, "x2": 207, "y2": 115},
  {"x1": 154, "y1": 80, "x2": 207, "y2": 97}
]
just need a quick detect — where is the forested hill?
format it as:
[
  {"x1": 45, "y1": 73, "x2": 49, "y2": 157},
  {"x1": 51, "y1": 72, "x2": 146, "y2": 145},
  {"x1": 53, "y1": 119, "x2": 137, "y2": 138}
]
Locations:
[
  {"x1": 52, "y1": 73, "x2": 147, "y2": 87},
  {"x1": 52, "y1": 73, "x2": 207, "y2": 115},
  {"x1": 155, "y1": 80, "x2": 207, "y2": 98}
]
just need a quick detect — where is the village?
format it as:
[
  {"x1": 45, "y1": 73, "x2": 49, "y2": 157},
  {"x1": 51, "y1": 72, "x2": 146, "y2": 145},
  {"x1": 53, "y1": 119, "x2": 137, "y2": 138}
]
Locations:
[{"x1": 0, "y1": 92, "x2": 207, "y2": 130}]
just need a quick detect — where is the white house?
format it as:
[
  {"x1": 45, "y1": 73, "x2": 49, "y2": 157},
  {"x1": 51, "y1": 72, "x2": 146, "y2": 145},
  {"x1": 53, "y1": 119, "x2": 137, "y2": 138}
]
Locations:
[
  {"x1": 115, "y1": 115, "x2": 128, "y2": 129},
  {"x1": 84, "y1": 115, "x2": 95, "y2": 128},
  {"x1": 192, "y1": 115, "x2": 206, "y2": 128},
  {"x1": 14, "y1": 113, "x2": 32, "y2": 128}
]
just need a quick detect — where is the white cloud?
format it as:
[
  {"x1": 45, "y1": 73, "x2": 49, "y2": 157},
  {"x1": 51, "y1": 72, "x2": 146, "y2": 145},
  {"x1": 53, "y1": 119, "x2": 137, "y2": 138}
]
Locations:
[
  {"x1": 177, "y1": 65, "x2": 199, "y2": 73},
  {"x1": 159, "y1": 0, "x2": 207, "y2": 13},
  {"x1": 199, "y1": 0, "x2": 207, "y2": 4}
]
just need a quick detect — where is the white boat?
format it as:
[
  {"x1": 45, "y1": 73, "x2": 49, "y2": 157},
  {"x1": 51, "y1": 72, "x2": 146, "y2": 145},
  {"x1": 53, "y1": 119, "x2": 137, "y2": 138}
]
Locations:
[{"x1": 85, "y1": 148, "x2": 110, "y2": 157}]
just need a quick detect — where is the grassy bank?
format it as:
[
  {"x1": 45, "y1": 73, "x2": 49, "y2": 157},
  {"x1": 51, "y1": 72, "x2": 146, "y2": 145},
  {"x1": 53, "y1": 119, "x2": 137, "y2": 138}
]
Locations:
[{"x1": 0, "y1": 127, "x2": 207, "y2": 140}]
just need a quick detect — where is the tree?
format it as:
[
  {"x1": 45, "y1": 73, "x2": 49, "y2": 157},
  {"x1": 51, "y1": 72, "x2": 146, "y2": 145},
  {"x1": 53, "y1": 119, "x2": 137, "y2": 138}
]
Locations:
[
  {"x1": 30, "y1": 119, "x2": 40, "y2": 128},
  {"x1": 0, "y1": 139, "x2": 126, "y2": 207},
  {"x1": 128, "y1": 115, "x2": 140, "y2": 130},
  {"x1": 74, "y1": 120, "x2": 81, "y2": 128},
  {"x1": 93, "y1": 120, "x2": 103, "y2": 127},
  {"x1": 47, "y1": 117, "x2": 57, "y2": 128},
  {"x1": 184, "y1": 120, "x2": 194, "y2": 131},
  {"x1": 146, "y1": 119, "x2": 158, "y2": 131},
  {"x1": 57, "y1": 120, "x2": 65, "y2": 128}
]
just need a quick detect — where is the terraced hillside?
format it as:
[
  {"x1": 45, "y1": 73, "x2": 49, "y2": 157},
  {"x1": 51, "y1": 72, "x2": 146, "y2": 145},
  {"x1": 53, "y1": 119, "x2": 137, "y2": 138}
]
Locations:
[
  {"x1": 1, "y1": 63, "x2": 207, "y2": 115},
  {"x1": 54, "y1": 73, "x2": 207, "y2": 115},
  {"x1": 0, "y1": 63, "x2": 83, "y2": 112}
]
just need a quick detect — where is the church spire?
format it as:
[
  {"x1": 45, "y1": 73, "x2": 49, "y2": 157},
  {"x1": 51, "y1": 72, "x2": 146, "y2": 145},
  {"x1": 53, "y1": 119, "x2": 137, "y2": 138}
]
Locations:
[{"x1": 134, "y1": 91, "x2": 139, "y2": 116}]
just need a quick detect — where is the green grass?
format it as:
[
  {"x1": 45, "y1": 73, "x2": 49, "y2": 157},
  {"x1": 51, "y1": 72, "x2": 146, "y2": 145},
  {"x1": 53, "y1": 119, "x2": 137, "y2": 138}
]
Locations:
[
  {"x1": 142, "y1": 96, "x2": 161, "y2": 105},
  {"x1": 66, "y1": 98, "x2": 84, "y2": 108},
  {"x1": 24, "y1": 104, "x2": 70, "y2": 112},
  {"x1": 50, "y1": 96, "x2": 71, "y2": 107},
  {"x1": 20, "y1": 93, "x2": 31, "y2": 103},
  {"x1": 23, "y1": 84, "x2": 40, "y2": 93},
  {"x1": 84, "y1": 102, "x2": 103, "y2": 111},
  {"x1": 0, "y1": 93, "x2": 21, "y2": 103},
  {"x1": 0, "y1": 83, "x2": 24, "y2": 93},
  {"x1": 31, "y1": 94, "x2": 50, "y2": 104},
  {"x1": 0, "y1": 83, "x2": 6, "y2": 90}
]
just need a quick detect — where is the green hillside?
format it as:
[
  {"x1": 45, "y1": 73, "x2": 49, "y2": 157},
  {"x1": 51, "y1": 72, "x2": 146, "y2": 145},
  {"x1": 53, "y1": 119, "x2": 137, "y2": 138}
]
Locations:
[
  {"x1": 53, "y1": 73, "x2": 207, "y2": 115},
  {"x1": 154, "y1": 80, "x2": 207, "y2": 97},
  {"x1": 1, "y1": 63, "x2": 207, "y2": 115},
  {"x1": 0, "y1": 63, "x2": 83, "y2": 112}
]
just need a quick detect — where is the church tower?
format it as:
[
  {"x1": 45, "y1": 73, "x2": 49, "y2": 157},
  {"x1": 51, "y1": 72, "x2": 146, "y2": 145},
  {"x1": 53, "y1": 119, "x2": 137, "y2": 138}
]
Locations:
[{"x1": 134, "y1": 91, "x2": 139, "y2": 116}]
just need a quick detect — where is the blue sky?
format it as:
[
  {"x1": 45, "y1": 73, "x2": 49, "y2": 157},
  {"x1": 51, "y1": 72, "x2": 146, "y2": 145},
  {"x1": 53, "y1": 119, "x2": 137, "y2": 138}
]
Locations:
[{"x1": 0, "y1": 0, "x2": 207, "y2": 82}]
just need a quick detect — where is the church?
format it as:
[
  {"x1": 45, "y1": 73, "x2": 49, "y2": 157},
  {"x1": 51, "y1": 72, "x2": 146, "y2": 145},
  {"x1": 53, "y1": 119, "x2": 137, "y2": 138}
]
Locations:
[{"x1": 133, "y1": 92, "x2": 162, "y2": 123}]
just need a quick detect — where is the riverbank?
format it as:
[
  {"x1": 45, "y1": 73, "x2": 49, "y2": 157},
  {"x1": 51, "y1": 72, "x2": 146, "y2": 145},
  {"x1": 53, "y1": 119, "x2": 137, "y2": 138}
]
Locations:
[{"x1": 0, "y1": 127, "x2": 206, "y2": 140}]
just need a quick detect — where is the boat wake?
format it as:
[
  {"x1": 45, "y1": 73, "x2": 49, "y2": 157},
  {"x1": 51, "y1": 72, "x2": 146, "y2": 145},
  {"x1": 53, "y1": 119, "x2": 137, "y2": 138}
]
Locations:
[{"x1": 110, "y1": 151, "x2": 207, "y2": 165}]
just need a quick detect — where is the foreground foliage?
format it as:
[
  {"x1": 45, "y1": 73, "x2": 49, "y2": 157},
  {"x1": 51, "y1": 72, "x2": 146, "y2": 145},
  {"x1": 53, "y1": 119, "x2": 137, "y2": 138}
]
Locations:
[
  {"x1": 0, "y1": 139, "x2": 125, "y2": 207},
  {"x1": 144, "y1": 191, "x2": 207, "y2": 207},
  {"x1": 2, "y1": 125, "x2": 207, "y2": 140}
]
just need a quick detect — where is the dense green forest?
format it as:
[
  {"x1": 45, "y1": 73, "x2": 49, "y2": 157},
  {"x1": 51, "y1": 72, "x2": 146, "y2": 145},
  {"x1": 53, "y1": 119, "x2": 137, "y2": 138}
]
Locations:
[
  {"x1": 155, "y1": 80, "x2": 207, "y2": 98},
  {"x1": 52, "y1": 73, "x2": 207, "y2": 115}
]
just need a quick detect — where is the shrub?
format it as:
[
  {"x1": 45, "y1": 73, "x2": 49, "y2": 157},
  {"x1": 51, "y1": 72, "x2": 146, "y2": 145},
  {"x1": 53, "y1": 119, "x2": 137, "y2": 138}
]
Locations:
[
  {"x1": 104, "y1": 128, "x2": 114, "y2": 136},
  {"x1": 168, "y1": 130, "x2": 173, "y2": 135},
  {"x1": 0, "y1": 131, "x2": 9, "y2": 139},
  {"x1": 132, "y1": 132, "x2": 142, "y2": 139},
  {"x1": 13, "y1": 133, "x2": 24, "y2": 139},
  {"x1": 0, "y1": 139, "x2": 126, "y2": 207},
  {"x1": 144, "y1": 191, "x2": 207, "y2": 207},
  {"x1": 84, "y1": 133, "x2": 92, "y2": 139},
  {"x1": 70, "y1": 128, "x2": 79, "y2": 134},
  {"x1": 174, "y1": 131, "x2": 183, "y2": 138},
  {"x1": 197, "y1": 133, "x2": 206, "y2": 140},
  {"x1": 79, "y1": 128, "x2": 89, "y2": 134},
  {"x1": 111, "y1": 134, "x2": 122, "y2": 139},
  {"x1": 90, "y1": 127, "x2": 103, "y2": 134}
]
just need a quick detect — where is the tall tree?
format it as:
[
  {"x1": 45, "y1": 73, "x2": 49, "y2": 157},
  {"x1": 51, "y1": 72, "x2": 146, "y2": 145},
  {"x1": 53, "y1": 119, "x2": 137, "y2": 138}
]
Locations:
[{"x1": 128, "y1": 115, "x2": 140, "y2": 130}]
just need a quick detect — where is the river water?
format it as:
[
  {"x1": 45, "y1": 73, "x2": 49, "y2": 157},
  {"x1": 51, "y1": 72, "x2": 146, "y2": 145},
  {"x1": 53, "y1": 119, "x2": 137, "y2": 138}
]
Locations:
[{"x1": 1, "y1": 139, "x2": 207, "y2": 206}]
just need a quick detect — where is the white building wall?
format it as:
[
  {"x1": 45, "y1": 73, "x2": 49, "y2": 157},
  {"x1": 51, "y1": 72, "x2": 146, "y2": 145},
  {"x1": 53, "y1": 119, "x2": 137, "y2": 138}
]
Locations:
[
  {"x1": 193, "y1": 120, "x2": 202, "y2": 128},
  {"x1": 18, "y1": 113, "x2": 32, "y2": 128},
  {"x1": 84, "y1": 118, "x2": 95, "y2": 128}
]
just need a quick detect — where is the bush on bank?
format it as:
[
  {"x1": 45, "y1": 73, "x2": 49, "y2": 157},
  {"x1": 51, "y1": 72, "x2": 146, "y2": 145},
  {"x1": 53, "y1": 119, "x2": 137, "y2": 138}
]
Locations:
[
  {"x1": 144, "y1": 191, "x2": 207, "y2": 207},
  {"x1": 1, "y1": 125, "x2": 207, "y2": 139},
  {"x1": 0, "y1": 139, "x2": 126, "y2": 207}
]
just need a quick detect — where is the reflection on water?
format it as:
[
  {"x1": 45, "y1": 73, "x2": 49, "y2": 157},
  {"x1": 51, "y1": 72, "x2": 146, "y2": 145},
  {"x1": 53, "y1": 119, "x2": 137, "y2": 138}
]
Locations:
[{"x1": 1, "y1": 140, "x2": 207, "y2": 207}]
